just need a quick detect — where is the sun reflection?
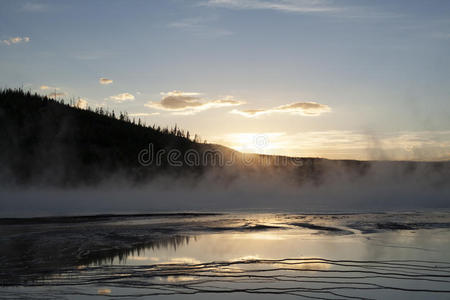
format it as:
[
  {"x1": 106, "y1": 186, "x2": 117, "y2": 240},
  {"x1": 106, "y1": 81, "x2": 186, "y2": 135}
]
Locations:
[
  {"x1": 127, "y1": 255, "x2": 160, "y2": 261},
  {"x1": 166, "y1": 257, "x2": 201, "y2": 264},
  {"x1": 231, "y1": 232, "x2": 287, "y2": 240},
  {"x1": 165, "y1": 276, "x2": 195, "y2": 282},
  {"x1": 97, "y1": 288, "x2": 111, "y2": 295},
  {"x1": 235, "y1": 255, "x2": 262, "y2": 261},
  {"x1": 273, "y1": 258, "x2": 331, "y2": 271}
]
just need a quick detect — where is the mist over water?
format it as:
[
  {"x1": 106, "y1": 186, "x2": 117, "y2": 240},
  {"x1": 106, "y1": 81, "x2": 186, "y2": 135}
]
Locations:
[{"x1": 2, "y1": 160, "x2": 449, "y2": 217}]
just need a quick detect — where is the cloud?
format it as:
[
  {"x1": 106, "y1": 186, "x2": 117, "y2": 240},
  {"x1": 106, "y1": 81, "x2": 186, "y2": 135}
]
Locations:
[
  {"x1": 129, "y1": 112, "x2": 160, "y2": 117},
  {"x1": 169, "y1": 17, "x2": 232, "y2": 37},
  {"x1": 40, "y1": 85, "x2": 59, "y2": 90},
  {"x1": 75, "y1": 98, "x2": 88, "y2": 110},
  {"x1": 2, "y1": 36, "x2": 30, "y2": 46},
  {"x1": 203, "y1": 0, "x2": 339, "y2": 13},
  {"x1": 203, "y1": 0, "x2": 401, "y2": 19},
  {"x1": 40, "y1": 85, "x2": 65, "y2": 98},
  {"x1": 21, "y1": 2, "x2": 48, "y2": 12},
  {"x1": 47, "y1": 92, "x2": 66, "y2": 98},
  {"x1": 231, "y1": 101, "x2": 331, "y2": 117},
  {"x1": 99, "y1": 78, "x2": 113, "y2": 85},
  {"x1": 145, "y1": 91, "x2": 244, "y2": 115},
  {"x1": 109, "y1": 93, "x2": 135, "y2": 102}
]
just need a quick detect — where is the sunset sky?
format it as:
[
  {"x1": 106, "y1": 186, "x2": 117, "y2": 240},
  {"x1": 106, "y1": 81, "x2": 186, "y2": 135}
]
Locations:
[{"x1": 1, "y1": 0, "x2": 449, "y2": 160}]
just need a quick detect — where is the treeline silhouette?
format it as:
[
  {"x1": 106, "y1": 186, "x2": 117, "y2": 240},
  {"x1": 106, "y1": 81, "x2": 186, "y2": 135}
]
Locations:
[
  {"x1": 0, "y1": 88, "x2": 212, "y2": 185},
  {"x1": 15, "y1": 89, "x2": 206, "y2": 143},
  {"x1": 90, "y1": 108, "x2": 205, "y2": 144}
]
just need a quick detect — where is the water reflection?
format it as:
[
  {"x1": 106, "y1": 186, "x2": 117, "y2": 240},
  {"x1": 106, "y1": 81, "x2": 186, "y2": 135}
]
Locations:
[
  {"x1": 88, "y1": 235, "x2": 193, "y2": 265},
  {"x1": 1, "y1": 212, "x2": 450, "y2": 299},
  {"x1": 11, "y1": 257, "x2": 449, "y2": 299},
  {"x1": 0, "y1": 234, "x2": 193, "y2": 285}
]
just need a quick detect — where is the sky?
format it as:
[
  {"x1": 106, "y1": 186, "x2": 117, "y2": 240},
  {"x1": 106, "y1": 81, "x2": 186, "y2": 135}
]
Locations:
[{"x1": 1, "y1": 0, "x2": 449, "y2": 160}]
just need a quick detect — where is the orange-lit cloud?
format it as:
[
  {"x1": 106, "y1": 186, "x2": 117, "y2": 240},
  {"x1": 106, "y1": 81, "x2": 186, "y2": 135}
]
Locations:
[
  {"x1": 99, "y1": 77, "x2": 113, "y2": 85},
  {"x1": 40, "y1": 85, "x2": 59, "y2": 90},
  {"x1": 145, "y1": 91, "x2": 244, "y2": 115},
  {"x1": 2, "y1": 36, "x2": 30, "y2": 46},
  {"x1": 47, "y1": 92, "x2": 66, "y2": 98},
  {"x1": 231, "y1": 101, "x2": 331, "y2": 117},
  {"x1": 40, "y1": 85, "x2": 65, "y2": 98},
  {"x1": 109, "y1": 93, "x2": 135, "y2": 102}
]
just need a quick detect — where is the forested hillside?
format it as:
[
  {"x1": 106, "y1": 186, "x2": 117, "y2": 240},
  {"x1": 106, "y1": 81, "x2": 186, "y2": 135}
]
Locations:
[{"x1": 1, "y1": 88, "x2": 448, "y2": 188}]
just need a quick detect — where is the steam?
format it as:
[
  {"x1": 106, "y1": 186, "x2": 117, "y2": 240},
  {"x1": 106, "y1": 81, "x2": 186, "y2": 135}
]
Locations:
[{"x1": 1, "y1": 161, "x2": 448, "y2": 217}]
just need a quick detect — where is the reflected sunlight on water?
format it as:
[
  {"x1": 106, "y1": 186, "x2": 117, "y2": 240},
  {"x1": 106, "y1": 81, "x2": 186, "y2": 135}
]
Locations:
[{"x1": 1, "y1": 213, "x2": 450, "y2": 299}]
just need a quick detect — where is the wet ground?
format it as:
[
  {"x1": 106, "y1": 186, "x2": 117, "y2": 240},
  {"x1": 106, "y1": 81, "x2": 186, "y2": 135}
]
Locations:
[{"x1": 1, "y1": 212, "x2": 450, "y2": 299}]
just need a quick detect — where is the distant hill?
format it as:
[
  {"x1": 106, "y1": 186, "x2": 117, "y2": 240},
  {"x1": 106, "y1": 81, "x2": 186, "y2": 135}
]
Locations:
[{"x1": 0, "y1": 88, "x2": 448, "y2": 187}]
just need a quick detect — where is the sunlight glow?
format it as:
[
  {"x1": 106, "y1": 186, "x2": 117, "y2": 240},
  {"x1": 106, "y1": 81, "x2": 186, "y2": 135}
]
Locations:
[
  {"x1": 212, "y1": 130, "x2": 450, "y2": 160},
  {"x1": 221, "y1": 132, "x2": 288, "y2": 154},
  {"x1": 231, "y1": 232, "x2": 287, "y2": 240}
]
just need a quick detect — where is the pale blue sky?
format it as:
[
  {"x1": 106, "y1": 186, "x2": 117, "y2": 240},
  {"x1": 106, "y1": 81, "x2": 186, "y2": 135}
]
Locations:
[{"x1": 1, "y1": 0, "x2": 449, "y2": 160}]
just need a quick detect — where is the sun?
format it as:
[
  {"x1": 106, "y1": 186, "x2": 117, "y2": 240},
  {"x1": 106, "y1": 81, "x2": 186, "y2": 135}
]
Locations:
[{"x1": 223, "y1": 133, "x2": 286, "y2": 155}]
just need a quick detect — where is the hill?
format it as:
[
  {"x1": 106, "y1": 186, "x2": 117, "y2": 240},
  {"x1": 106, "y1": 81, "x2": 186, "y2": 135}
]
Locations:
[
  {"x1": 0, "y1": 88, "x2": 448, "y2": 188},
  {"x1": 0, "y1": 88, "x2": 213, "y2": 185}
]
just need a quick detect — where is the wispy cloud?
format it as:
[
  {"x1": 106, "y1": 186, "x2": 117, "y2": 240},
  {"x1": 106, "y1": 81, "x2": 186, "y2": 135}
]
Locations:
[
  {"x1": 21, "y1": 2, "x2": 48, "y2": 12},
  {"x1": 2, "y1": 36, "x2": 30, "y2": 46},
  {"x1": 203, "y1": 0, "x2": 403, "y2": 19},
  {"x1": 145, "y1": 91, "x2": 244, "y2": 115},
  {"x1": 109, "y1": 93, "x2": 135, "y2": 102},
  {"x1": 203, "y1": 0, "x2": 339, "y2": 13},
  {"x1": 99, "y1": 78, "x2": 113, "y2": 85},
  {"x1": 129, "y1": 112, "x2": 161, "y2": 117},
  {"x1": 169, "y1": 16, "x2": 232, "y2": 37},
  {"x1": 40, "y1": 85, "x2": 59, "y2": 90},
  {"x1": 40, "y1": 85, "x2": 66, "y2": 98},
  {"x1": 232, "y1": 101, "x2": 331, "y2": 118},
  {"x1": 47, "y1": 92, "x2": 66, "y2": 98}
]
